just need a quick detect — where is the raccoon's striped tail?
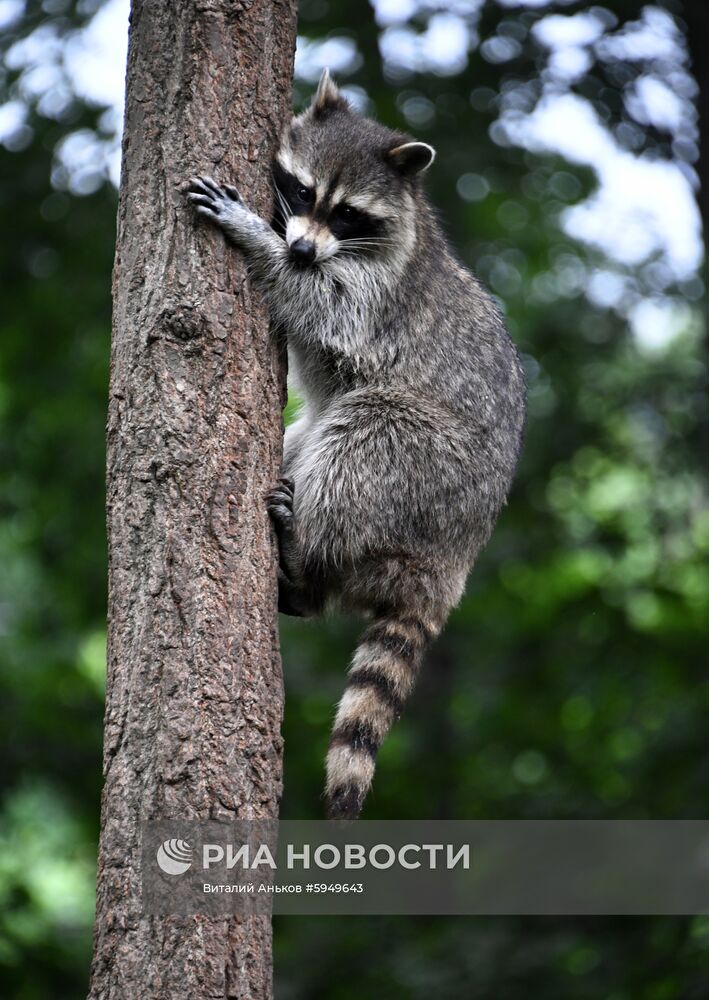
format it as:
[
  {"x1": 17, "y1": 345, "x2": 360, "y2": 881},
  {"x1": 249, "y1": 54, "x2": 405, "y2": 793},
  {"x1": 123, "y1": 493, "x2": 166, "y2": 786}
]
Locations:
[{"x1": 325, "y1": 611, "x2": 438, "y2": 820}]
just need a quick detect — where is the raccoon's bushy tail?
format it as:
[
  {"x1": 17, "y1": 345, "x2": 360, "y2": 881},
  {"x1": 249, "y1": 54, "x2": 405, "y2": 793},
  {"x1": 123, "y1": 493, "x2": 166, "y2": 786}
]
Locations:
[{"x1": 325, "y1": 611, "x2": 438, "y2": 820}]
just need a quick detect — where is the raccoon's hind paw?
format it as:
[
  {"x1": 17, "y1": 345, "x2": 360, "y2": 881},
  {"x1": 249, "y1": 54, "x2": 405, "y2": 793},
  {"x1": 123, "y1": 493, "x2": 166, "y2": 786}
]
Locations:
[
  {"x1": 266, "y1": 478, "x2": 294, "y2": 535},
  {"x1": 186, "y1": 175, "x2": 243, "y2": 219}
]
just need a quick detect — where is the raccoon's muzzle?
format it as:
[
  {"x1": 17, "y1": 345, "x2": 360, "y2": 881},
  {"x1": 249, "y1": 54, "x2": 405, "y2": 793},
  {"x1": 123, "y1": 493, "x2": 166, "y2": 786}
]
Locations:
[{"x1": 290, "y1": 237, "x2": 317, "y2": 266}]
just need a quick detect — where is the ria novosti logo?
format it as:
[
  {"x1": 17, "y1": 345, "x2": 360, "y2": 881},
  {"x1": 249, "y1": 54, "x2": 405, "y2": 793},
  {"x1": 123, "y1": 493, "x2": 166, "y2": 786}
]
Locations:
[{"x1": 156, "y1": 839, "x2": 193, "y2": 875}]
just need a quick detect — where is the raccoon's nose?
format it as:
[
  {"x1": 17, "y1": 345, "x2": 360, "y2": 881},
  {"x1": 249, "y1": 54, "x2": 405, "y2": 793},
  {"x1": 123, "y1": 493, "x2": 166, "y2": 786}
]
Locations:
[{"x1": 289, "y1": 238, "x2": 317, "y2": 266}]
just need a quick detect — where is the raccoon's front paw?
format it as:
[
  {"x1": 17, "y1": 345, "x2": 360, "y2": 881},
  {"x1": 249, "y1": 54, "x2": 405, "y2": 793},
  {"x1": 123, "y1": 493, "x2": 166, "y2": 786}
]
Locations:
[
  {"x1": 186, "y1": 175, "x2": 244, "y2": 222},
  {"x1": 266, "y1": 478, "x2": 295, "y2": 535}
]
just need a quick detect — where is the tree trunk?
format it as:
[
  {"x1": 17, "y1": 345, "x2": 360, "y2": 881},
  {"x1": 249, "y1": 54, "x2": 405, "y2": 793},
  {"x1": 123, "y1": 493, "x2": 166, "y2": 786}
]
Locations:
[{"x1": 88, "y1": 1, "x2": 297, "y2": 997}]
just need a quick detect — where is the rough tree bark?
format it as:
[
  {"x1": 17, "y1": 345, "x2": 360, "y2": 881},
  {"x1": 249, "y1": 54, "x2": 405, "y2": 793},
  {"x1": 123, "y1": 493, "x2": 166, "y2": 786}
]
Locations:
[{"x1": 88, "y1": 1, "x2": 297, "y2": 997}]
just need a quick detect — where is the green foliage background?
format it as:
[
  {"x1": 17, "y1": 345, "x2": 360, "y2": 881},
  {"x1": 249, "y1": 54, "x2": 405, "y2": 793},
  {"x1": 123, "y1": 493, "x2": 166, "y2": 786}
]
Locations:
[{"x1": 1, "y1": 0, "x2": 707, "y2": 996}]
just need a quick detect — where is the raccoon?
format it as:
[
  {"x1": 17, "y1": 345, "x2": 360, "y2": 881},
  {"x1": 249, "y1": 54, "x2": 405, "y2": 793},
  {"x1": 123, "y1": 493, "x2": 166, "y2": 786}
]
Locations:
[{"x1": 187, "y1": 70, "x2": 527, "y2": 820}]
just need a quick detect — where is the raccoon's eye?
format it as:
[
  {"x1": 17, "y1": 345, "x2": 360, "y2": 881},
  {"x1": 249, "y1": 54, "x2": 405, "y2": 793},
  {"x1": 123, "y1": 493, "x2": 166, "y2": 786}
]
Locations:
[
  {"x1": 333, "y1": 204, "x2": 358, "y2": 223},
  {"x1": 296, "y1": 185, "x2": 313, "y2": 204}
]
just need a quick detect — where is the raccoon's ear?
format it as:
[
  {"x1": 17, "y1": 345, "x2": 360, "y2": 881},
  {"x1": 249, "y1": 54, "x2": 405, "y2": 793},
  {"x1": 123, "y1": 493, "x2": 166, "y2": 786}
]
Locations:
[
  {"x1": 311, "y1": 68, "x2": 347, "y2": 115},
  {"x1": 387, "y1": 141, "x2": 436, "y2": 176}
]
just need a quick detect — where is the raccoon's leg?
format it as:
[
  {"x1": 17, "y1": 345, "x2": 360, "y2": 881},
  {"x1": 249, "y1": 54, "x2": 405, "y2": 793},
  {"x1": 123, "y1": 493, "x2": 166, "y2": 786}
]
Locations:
[
  {"x1": 292, "y1": 397, "x2": 471, "y2": 818},
  {"x1": 266, "y1": 479, "x2": 299, "y2": 578},
  {"x1": 276, "y1": 571, "x2": 308, "y2": 618},
  {"x1": 266, "y1": 478, "x2": 316, "y2": 618},
  {"x1": 186, "y1": 176, "x2": 287, "y2": 273}
]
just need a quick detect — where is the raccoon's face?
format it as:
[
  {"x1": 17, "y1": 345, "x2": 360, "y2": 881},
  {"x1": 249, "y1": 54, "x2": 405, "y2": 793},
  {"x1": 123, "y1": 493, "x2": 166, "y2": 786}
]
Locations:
[{"x1": 272, "y1": 70, "x2": 435, "y2": 269}]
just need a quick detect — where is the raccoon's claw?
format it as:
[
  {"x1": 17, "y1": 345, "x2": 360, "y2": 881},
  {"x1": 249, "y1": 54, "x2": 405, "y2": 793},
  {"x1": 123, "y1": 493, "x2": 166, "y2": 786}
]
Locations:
[
  {"x1": 186, "y1": 175, "x2": 243, "y2": 219},
  {"x1": 266, "y1": 479, "x2": 295, "y2": 534}
]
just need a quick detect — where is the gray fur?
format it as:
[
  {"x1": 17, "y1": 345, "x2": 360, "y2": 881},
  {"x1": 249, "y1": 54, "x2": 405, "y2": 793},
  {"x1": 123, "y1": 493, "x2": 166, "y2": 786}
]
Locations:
[{"x1": 186, "y1": 71, "x2": 527, "y2": 819}]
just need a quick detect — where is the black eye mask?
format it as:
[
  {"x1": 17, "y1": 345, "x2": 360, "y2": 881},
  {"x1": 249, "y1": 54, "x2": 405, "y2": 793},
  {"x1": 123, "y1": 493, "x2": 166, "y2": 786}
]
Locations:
[
  {"x1": 326, "y1": 203, "x2": 384, "y2": 242},
  {"x1": 272, "y1": 162, "x2": 313, "y2": 218}
]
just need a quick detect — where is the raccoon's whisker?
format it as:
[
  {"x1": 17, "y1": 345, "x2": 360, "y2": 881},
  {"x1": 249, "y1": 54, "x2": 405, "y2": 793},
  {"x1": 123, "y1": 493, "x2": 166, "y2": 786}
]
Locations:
[
  {"x1": 273, "y1": 182, "x2": 289, "y2": 208},
  {"x1": 335, "y1": 245, "x2": 394, "y2": 256},
  {"x1": 336, "y1": 244, "x2": 396, "y2": 252},
  {"x1": 273, "y1": 184, "x2": 292, "y2": 222},
  {"x1": 336, "y1": 239, "x2": 396, "y2": 249},
  {"x1": 335, "y1": 248, "x2": 379, "y2": 255},
  {"x1": 337, "y1": 236, "x2": 394, "y2": 245},
  {"x1": 275, "y1": 199, "x2": 292, "y2": 223}
]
